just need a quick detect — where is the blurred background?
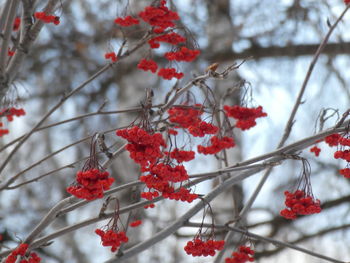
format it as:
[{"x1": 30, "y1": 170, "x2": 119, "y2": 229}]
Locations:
[{"x1": 0, "y1": 0, "x2": 350, "y2": 262}]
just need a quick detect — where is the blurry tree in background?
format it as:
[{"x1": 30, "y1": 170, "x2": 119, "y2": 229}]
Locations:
[{"x1": 0, "y1": 0, "x2": 350, "y2": 262}]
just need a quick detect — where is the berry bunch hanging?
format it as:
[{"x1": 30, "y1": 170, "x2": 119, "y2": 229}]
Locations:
[
  {"x1": 224, "y1": 105, "x2": 267, "y2": 130},
  {"x1": 225, "y1": 245, "x2": 255, "y2": 263},
  {"x1": 0, "y1": 107, "x2": 26, "y2": 137},
  {"x1": 66, "y1": 136, "x2": 114, "y2": 200},
  {"x1": 5, "y1": 243, "x2": 42, "y2": 263},
  {"x1": 280, "y1": 158, "x2": 321, "y2": 220}
]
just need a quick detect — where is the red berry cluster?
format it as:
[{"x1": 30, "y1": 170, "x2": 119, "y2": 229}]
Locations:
[
  {"x1": 95, "y1": 229, "x2": 128, "y2": 252},
  {"x1": 116, "y1": 126, "x2": 166, "y2": 168},
  {"x1": 7, "y1": 48, "x2": 15, "y2": 57},
  {"x1": 13, "y1": 17, "x2": 21, "y2": 31},
  {"x1": 224, "y1": 105, "x2": 267, "y2": 130},
  {"x1": 324, "y1": 133, "x2": 341, "y2": 147},
  {"x1": 330, "y1": 133, "x2": 350, "y2": 178},
  {"x1": 168, "y1": 148, "x2": 195, "y2": 163},
  {"x1": 188, "y1": 121, "x2": 218, "y2": 137},
  {"x1": 140, "y1": 191, "x2": 159, "y2": 200},
  {"x1": 157, "y1": 67, "x2": 184, "y2": 80},
  {"x1": 225, "y1": 246, "x2": 255, "y2": 263},
  {"x1": 5, "y1": 243, "x2": 41, "y2": 263},
  {"x1": 110, "y1": 0, "x2": 200, "y2": 80},
  {"x1": 165, "y1": 47, "x2": 201, "y2": 62},
  {"x1": 280, "y1": 190, "x2": 321, "y2": 220},
  {"x1": 104, "y1": 52, "x2": 118, "y2": 62},
  {"x1": 138, "y1": 0, "x2": 179, "y2": 33},
  {"x1": 184, "y1": 239, "x2": 225, "y2": 257},
  {"x1": 129, "y1": 220, "x2": 142, "y2": 227},
  {"x1": 334, "y1": 150, "x2": 350, "y2": 161},
  {"x1": 168, "y1": 105, "x2": 203, "y2": 129},
  {"x1": 137, "y1": 59, "x2": 158, "y2": 73},
  {"x1": 0, "y1": 107, "x2": 26, "y2": 137},
  {"x1": 309, "y1": 145, "x2": 321, "y2": 156},
  {"x1": 168, "y1": 105, "x2": 219, "y2": 138},
  {"x1": 148, "y1": 32, "x2": 186, "y2": 48},
  {"x1": 66, "y1": 169, "x2": 114, "y2": 200},
  {"x1": 162, "y1": 187, "x2": 198, "y2": 202},
  {"x1": 197, "y1": 136, "x2": 235, "y2": 155},
  {"x1": 114, "y1": 16, "x2": 139, "y2": 27},
  {"x1": 34, "y1": 12, "x2": 60, "y2": 25},
  {"x1": 345, "y1": 0, "x2": 350, "y2": 4}
]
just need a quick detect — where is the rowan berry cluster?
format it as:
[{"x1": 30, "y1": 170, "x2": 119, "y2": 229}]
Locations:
[
  {"x1": 168, "y1": 149, "x2": 195, "y2": 163},
  {"x1": 66, "y1": 168, "x2": 114, "y2": 200},
  {"x1": 328, "y1": 132, "x2": 350, "y2": 178},
  {"x1": 13, "y1": 17, "x2": 21, "y2": 31},
  {"x1": 184, "y1": 239, "x2": 225, "y2": 257},
  {"x1": 225, "y1": 245, "x2": 255, "y2": 263},
  {"x1": 280, "y1": 190, "x2": 321, "y2": 220},
  {"x1": 197, "y1": 136, "x2": 235, "y2": 155},
  {"x1": 157, "y1": 67, "x2": 184, "y2": 80},
  {"x1": 324, "y1": 133, "x2": 341, "y2": 147},
  {"x1": 5, "y1": 243, "x2": 41, "y2": 263},
  {"x1": 105, "y1": 52, "x2": 118, "y2": 62},
  {"x1": 95, "y1": 229, "x2": 128, "y2": 252},
  {"x1": 114, "y1": 16, "x2": 139, "y2": 27},
  {"x1": 224, "y1": 105, "x2": 267, "y2": 130},
  {"x1": 129, "y1": 220, "x2": 142, "y2": 227},
  {"x1": 112, "y1": 0, "x2": 199, "y2": 80},
  {"x1": 162, "y1": 187, "x2": 198, "y2": 202},
  {"x1": 168, "y1": 105, "x2": 203, "y2": 129},
  {"x1": 138, "y1": 0, "x2": 179, "y2": 33},
  {"x1": 164, "y1": 47, "x2": 201, "y2": 62},
  {"x1": 7, "y1": 48, "x2": 15, "y2": 57},
  {"x1": 116, "y1": 126, "x2": 166, "y2": 168},
  {"x1": 137, "y1": 59, "x2": 158, "y2": 73},
  {"x1": 0, "y1": 107, "x2": 26, "y2": 137},
  {"x1": 148, "y1": 32, "x2": 186, "y2": 48},
  {"x1": 310, "y1": 146, "x2": 321, "y2": 156},
  {"x1": 34, "y1": 12, "x2": 60, "y2": 25}
]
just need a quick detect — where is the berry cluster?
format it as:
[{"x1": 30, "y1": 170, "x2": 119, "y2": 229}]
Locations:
[
  {"x1": 140, "y1": 191, "x2": 159, "y2": 200},
  {"x1": 148, "y1": 32, "x2": 186, "y2": 48},
  {"x1": 105, "y1": 52, "x2": 118, "y2": 62},
  {"x1": 137, "y1": 59, "x2": 158, "y2": 73},
  {"x1": 162, "y1": 187, "x2": 198, "y2": 202},
  {"x1": 138, "y1": 0, "x2": 179, "y2": 33},
  {"x1": 0, "y1": 107, "x2": 26, "y2": 137},
  {"x1": 13, "y1": 17, "x2": 21, "y2": 31},
  {"x1": 66, "y1": 168, "x2": 114, "y2": 200},
  {"x1": 224, "y1": 105, "x2": 267, "y2": 130},
  {"x1": 168, "y1": 105, "x2": 220, "y2": 138},
  {"x1": 7, "y1": 48, "x2": 15, "y2": 57},
  {"x1": 225, "y1": 246, "x2": 255, "y2": 263},
  {"x1": 112, "y1": 0, "x2": 199, "y2": 80},
  {"x1": 95, "y1": 229, "x2": 128, "y2": 252},
  {"x1": 116, "y1": 126, "x2": 166, "y2": 168},
  {"x1": 164, "y1": 47, "x2": 201, "y2": 62},
  {"x1": 168, "y1": 149, "x2": 195, "y2": 163},
  {"x1": 324, "y1": 133, "x2": 341, "y2": 147},
  {"x1": 114, "y1": 16, "x2": 139, "y2": 27},
  {"x1": 197, "y1": 136, "x2": 235, "y2": 155},
  {"x1": 168, "y1": 105, "x2": 203, "y2": 129},
  {"x1": 34, "y1": 12, "x2": 60, "y2": 25},
  {"x1": 315, "y1": 133, "x2": 350, "y2": 179},
  {"x1": 184, "y1": 239, "x2": 225, "y2": 257},
  {"x1": 129, "y1": 220, "x2": 142, "y2": 227},
  {"x1": 309, "y1": 146, "x2": 321, "y2": 157},
  {"x1": 157, "y1": 67, "x2": 184, "y2": 80},
  {"x1": 280, "y1": 190, "x2": 321, "y2": 220},
  {"x1": 5, "y1": 243, "x2": 41, "y2": 263}
]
